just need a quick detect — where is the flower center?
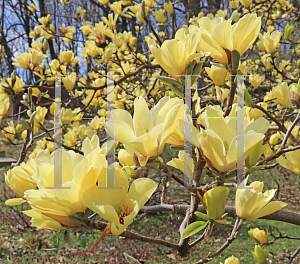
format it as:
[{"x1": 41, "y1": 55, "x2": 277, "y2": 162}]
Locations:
[{"x1": 115, "y1": 201, "x2": 132, "y2": 225}]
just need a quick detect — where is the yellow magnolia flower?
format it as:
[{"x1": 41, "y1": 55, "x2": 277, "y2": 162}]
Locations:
[
  {"x1": 205, "y1": 65, "x2": 227, "y2": 86},
  {"x1": 148, "y1": 29, "x2": 205, "y2": 78},
  {"x1": 252, "y1": 245, "x2": 266, "y2": 264},
  {"x1": 164, "y1": 1, "x2": 174, "y2": 14},
  {"x1": 0, "y1": 92, "x2": 10, "y2": 125},
  {"x1": 244, "y1": 102, "x2": 267, "y2": 120},
  {"x1": 96, "y1": 45, "x2": 115, "y2": 64},
  {"x1": 102, "y1": 13, "x2": 118, "y2": 29},
  {"x1": 167, "y1": 150, "x2": 196, "y2": 179},
  {"x1": 59, "y1": 50, "x2": 78, "y2": 65},
  {"x1": 12, "y1": 50, "x2": 48, "y2": 70},
  {"x1": 264, "y1": 82, "x2": 291, "y2": 108},
  {"x1": 216, "y1": 9, "x2": 227, "y2": 18},
  {"x1": 202, "y1": 186, "x2": 230, "y2": 223},
  {"x1": 38, "y1": 14, "x2": 52, "y2": 27},
  {"x1": 128, "y1": 4, "x2": 149, "y2": 23},
  {"x1": 88, "y1": 116, "x2": 105, "y2": 131},
  {"x1": 27, "y1": 106, "x2": 48, "y2": 134},
  {"x1": 118, "y1": 149, "x2": 140, "y2": 179},
  {"x1": 62, "y1": 72, "x2": 76, "y2": 91},
  {"x1": 269, "y1": 133, "x2": 278, "y2": 145},
  {"x1": 182, "y1": 106, "x2": 269, "y2": 172},
  {"x1": 5, "y1": 158, "x2": 37, "y2": 206},
  {"x1": 154, "y1": 10, "x2": 166, "y2": 23},
  {"x1": 83, "y1": 164, "x2": 157, "y2": 235},
  {"x1": 109, "y1": 1, "x2": 130, "y2": 17},
  {"x1": 235, "y1": 177, "x2": 287, "y2": 221},
  {"x1": 231, "y1": 10, "x2": 240, "y2": 22},
  {"x1": 264, "y1": 145, "x2": 274, "y2": 158},
  {"x1": 261, "y1": 55, "x2": 273, "y2": 69},
  {"x1": 106, "y1": 31, "x2": 128, "y2": 48},
  {"x1": 98, "y1": 0, "x2": 109, "y2": 4},
  {"x1": 277, "y1": 150, "x2": 300, "y2": 175},
  {"x1": 248, "y1": 228, "x2": 268, "y2": 244},
  {"x1": 0, "y1": 75, "x2": 24, "y2": 93},
  {"x1": 63, "y1": 129, "x2": 78, "y2": 146},
  {"x1": 222, "y1": 255, "x2": 239, "y2": 264},
  {"x1": 80, "y1": 23, "x2": 92, "y2": 37},
  {"x1": 284, "y1": 24, "x2": 294, "y2": 40},
  {"x1": 79, "y1": 124, "x2": 97, "y2": 141},
  {"x1": 23, "y1": 146, "x2": 105, "y2": 230},
  {"x1": 29, "y1": 26, "x2": 42, "y2": 38},
  {"x1": 197, "y1": 13, "x2": 261, "y2": 65},
  {"x1": 60, "y1": 0, "x2": 70, "y2": 6},
  {"x1": 152, "y1": 96, "x2": 186, "y2": 146},
  {"x1": 22, "y1": 209, "x2": 62, "y2": 231},
  {"x1": 249, "y1": 74, "x2": 265, "y2": 89},
  {"x1": 28, "y1": 3, "x2": 37, "y2": 12},
  {"x1": 257, "y1": 31, "x2": 282, "y2": 53},
  {"x1": 1, "y1": 120, "x2": 16, "y2": 142},
  {"x1": 107, "y1": 96, "x2": 184, "y2": 166},
  {"x1": 239, "y1": 0, "x2": 252, "y2": 6},
  {"x1": 229, "y1": 1, "x2": 239, "y2": 9}
]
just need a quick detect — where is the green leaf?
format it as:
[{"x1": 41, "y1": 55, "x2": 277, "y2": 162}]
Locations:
[
  {"x1": 246, "y1": 165, "x2": 266, "y2": 174},
  {"x1": 186, "y1": 60, "x2": 197, "y2": 75},
  {"x1": 231, "y1": 50, "x2": 240, "y2": 73},
  {"x1": 183, "y1": 221, "x2": 208, "y2": 239},
  {"x1": 195, "y1": 211, "x2": 210, "y2": 220},
  {"x1": 170, "y1": 85, "x2": 184, "y2": 98},
  {"x1": 244, "y1": 88, "x2": 253, "y2": 107},
  {"x1": 21, "y1": 118, "x2": 30, "y2": 130},
  {"x1": 156, "y1": 76, "x2": 184, "y2": 87}
]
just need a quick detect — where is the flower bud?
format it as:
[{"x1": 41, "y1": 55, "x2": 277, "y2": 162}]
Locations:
[
  {"x1": 248, "y1": 228, "x2": 268, "y2": 244},
  {"x1": 164, "y1": 1, "x2": 174, "y2": 14},
  {"x1": 203, "y1": 186, "x2": 229, "y2": 220},
  {"x1": 284, "y1": 24, "x2": 294, "y2": 40},
  {"x1": 229, "y1": 0, "x2": 239, "y2": 9},
  {"x1": 252, "y1": 245, "x2": 266, "y2": 264},
  {"x1": 269, "y1": 134, "x2": 278, "y2": 145},
  {"x1": 16, "y1": 124, "x2": 22, "y2": 134},
  {"x1": 224, "y1": 255, "x2": 239, "y2": 264}
]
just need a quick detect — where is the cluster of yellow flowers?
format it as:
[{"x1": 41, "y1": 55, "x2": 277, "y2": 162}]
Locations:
[{"x1": 2, "y1": 0, "x2": 300, "y2": 262}]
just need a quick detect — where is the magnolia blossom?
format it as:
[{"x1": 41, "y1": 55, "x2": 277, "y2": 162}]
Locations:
[
  {"x1": 179, "y1": 105, "x2": 269, "y2": 172},
  {"x1": 107, "y1": 96, "x2": 184, "y2": 166},
  {"x1": 83, "y1": 164, "x2": 157, "y2": 235},
  {"x1": 235, "y1": 177, "x2": 287, "y2": 221},
  {"x1": 197, "y1": 13, "x2": 261, "y2": 65}
]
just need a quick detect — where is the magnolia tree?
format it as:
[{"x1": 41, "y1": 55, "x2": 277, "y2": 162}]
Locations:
[{"x1": 1, "y1": 0, "x2": 300, "y2": 263}]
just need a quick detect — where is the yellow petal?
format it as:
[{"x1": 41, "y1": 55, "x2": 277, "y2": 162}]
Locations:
[
  {"x1": 5, "y1": 198, "x2": 26, "y2": 206},
  {"x1": 198, "y1": 129, "x2": 227, "y2": 172},
  {"x1": 107, "y1": 120, "x2": 136, "y2": 145},
  {"x1": 133, "y1": 97, "x2": 153, "y2": 137},
  {"x1": 212, "y1": 20, "x2": 233, "y2": 52},
  {"x1": 247, "y1": 201, "x2": 287, "y2": 221},
  {"x1": 127, "y1": 178, "x2": 157, "y2": 208}
]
